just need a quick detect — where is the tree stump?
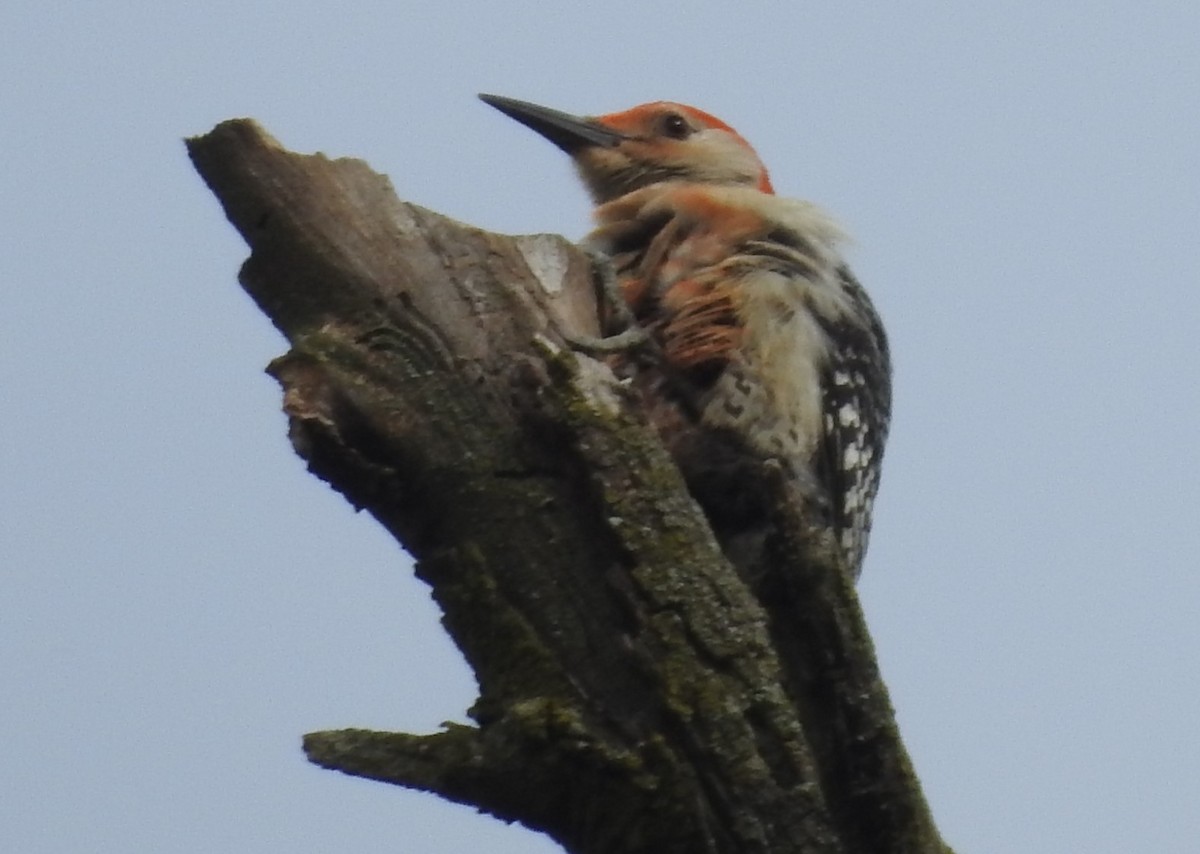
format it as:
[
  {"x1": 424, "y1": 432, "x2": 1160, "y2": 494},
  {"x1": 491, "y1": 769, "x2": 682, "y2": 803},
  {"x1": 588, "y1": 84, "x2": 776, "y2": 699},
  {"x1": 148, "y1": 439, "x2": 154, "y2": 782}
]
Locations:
[{"x1": 186, "y1": 119, "x2": 951, "y2": 854}]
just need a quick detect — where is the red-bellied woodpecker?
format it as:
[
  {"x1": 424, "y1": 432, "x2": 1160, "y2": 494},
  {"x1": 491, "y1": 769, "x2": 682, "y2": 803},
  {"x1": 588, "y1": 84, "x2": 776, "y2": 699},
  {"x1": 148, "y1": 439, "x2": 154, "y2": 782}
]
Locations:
[{"x1": 480, "y1": 94, "x2": 891, "y2": 579}]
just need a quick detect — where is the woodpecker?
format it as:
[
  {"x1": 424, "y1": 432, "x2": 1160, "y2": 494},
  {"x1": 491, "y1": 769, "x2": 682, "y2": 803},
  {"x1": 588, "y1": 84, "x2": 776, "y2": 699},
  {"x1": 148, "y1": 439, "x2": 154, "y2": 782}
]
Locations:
[{"x1": 480, "y1": 94, "x2": 891, "y2": 579}]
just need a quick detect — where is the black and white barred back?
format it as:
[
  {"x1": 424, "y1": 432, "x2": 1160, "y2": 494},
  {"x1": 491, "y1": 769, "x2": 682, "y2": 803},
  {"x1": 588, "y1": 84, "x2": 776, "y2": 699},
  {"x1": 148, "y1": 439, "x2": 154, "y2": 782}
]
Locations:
[
  {"x1": 677, "y1": 199, "x2": 892, "y2": 579},
  {"x1": 815, "y1": 267, "x2": 892, "y2": 577}
]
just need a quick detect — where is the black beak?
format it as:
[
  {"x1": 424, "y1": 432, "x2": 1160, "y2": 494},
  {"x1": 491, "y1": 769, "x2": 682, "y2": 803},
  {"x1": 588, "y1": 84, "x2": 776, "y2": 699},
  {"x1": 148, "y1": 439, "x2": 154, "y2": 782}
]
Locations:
[{"x1": 478, "y1": 94, "x2": 626, "y2": 153}]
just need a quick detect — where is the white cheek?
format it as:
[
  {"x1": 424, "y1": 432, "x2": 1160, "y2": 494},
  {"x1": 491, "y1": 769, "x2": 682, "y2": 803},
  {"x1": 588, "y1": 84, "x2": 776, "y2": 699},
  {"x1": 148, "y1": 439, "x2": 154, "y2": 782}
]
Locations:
[{"x1": 693, "y1": 130, "x2": 763, "y2": 184}]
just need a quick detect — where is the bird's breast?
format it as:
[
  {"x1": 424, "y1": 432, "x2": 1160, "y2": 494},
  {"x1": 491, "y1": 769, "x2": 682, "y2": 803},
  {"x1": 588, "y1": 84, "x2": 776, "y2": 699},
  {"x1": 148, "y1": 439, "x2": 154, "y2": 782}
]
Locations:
[{"x1": 588, "y1": 184, "x2": 851, "y2": 456}]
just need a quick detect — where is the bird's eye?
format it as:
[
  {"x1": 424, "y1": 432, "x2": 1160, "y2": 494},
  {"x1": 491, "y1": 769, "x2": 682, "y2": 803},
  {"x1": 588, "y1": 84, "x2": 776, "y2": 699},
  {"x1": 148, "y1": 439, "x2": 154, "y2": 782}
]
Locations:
[{"x1": 662, "y1": 113, "x2": 691, "y2": 139}]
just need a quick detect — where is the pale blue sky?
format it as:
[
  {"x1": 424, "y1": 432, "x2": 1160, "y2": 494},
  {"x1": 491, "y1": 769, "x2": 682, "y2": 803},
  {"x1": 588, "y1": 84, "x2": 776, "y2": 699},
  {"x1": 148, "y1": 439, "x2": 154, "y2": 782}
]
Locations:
[{"x1": 3, "y1": 2, "x2": 1199, "y2": 852}]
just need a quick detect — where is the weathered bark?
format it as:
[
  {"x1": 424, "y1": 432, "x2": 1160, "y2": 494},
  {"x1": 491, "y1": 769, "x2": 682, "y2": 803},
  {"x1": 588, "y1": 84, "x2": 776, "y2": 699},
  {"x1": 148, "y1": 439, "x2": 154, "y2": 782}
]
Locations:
[{"x1": 186, "y1": 119, "x2": 952, "y2": 854}]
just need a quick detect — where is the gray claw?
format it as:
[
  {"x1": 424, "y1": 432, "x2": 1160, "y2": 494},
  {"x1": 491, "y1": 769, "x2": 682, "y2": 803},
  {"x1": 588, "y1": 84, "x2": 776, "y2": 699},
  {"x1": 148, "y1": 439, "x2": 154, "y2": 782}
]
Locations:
[
  {"x1": 563, "y1": 326, "x2": 651, "y2": 355},
  {"x1": 582, "y1": 247, "x2": 638, "y2": 330}
]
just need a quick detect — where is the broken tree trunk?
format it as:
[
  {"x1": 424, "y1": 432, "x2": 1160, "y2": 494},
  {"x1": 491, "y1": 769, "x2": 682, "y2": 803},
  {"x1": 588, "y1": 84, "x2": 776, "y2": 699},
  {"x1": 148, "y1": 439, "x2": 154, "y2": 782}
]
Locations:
[{"x1": 186, "y1": 119, "x2": 952, "y2": 854}]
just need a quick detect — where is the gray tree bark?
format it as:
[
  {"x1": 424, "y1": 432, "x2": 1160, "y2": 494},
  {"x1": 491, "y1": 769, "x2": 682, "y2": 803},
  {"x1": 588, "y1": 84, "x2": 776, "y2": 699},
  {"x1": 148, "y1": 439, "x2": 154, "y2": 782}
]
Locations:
[{"x1": 186, "y1": 119, "x2": 952, "y2": 854}]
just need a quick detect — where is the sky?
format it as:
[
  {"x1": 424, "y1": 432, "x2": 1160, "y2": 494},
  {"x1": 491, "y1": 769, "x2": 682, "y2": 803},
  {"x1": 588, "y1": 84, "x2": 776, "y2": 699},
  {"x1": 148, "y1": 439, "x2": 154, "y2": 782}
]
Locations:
[{"x1": 3, "y1": 2, "x2": 1199, "y2": 852}]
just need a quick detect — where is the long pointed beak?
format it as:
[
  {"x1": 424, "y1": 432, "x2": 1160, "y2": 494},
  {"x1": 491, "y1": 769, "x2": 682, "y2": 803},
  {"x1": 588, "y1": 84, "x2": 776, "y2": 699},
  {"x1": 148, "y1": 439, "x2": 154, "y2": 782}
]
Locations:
[{"x1": 478, "y1": 94, "x2": 626, "y2": 153}]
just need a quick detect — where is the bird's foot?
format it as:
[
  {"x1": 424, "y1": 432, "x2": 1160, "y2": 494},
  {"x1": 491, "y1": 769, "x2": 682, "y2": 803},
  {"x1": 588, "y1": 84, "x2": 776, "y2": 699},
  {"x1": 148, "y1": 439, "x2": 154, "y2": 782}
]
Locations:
[
  {"x1": 563, "y1": 246, "x2": 655, "y2": 356},
  {"x1": 583, "y1": 246, "x2": 638, "y2": 328},
  {"x1": 563, "y1": 326, "x2": 651, "y2": 355}
]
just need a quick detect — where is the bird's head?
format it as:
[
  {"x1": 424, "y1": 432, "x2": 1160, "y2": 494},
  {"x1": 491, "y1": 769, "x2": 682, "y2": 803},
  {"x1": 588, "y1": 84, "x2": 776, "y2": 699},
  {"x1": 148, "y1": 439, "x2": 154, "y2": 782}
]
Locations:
[{"x1": 480, "y1": 94, "x2": 774, "y2": 203}]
